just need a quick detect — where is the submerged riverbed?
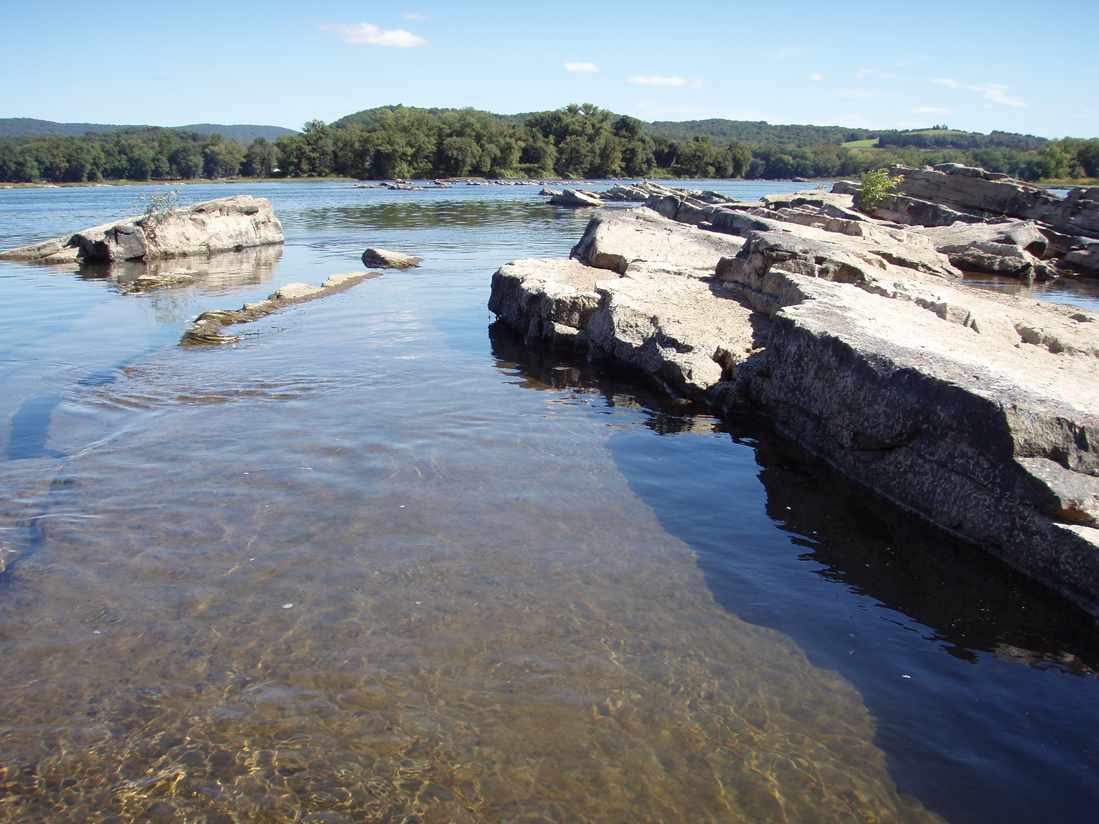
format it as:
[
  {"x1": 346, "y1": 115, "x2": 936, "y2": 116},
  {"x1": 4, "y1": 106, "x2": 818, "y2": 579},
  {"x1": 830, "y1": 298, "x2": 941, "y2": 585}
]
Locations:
[{"x1": 1, "y1": 181, "x2": 1097, "y2": 822}]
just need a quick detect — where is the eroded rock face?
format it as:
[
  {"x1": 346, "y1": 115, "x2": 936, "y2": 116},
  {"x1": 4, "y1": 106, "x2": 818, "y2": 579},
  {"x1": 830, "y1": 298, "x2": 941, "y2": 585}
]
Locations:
[
  {"x1": 488, "y1": 258, "x2": 604, "y2": 347},
  {"x1": 0, "y1": 196, "x2": 284, "y2": 264},
  {"x1": 361, "y1": 248, "x2": 423, "y2": 269},
  {"x1": 488, "y1": 200, "x2": 1099, "y2": 614}
]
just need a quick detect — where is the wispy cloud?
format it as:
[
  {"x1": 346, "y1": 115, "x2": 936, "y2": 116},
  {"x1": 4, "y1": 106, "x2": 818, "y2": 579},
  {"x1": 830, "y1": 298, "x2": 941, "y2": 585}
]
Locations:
[
  {"x1": 833, "y1": 88, "x2": 884, "y2": 100},
  {"x1": 319, "y1": 22, "x2": 427, "y2": 48},
  {"x1": 970, "y1": 83, "x2": 1025, "y2": 108},
  {"x1": 808, "y1": 72, "x2": 823, "y2": 82},
  {"x1": 564, "y1": 62, "x2": 599, "y2": 74},
  {"x1": 855, "y1": 68, "x2": 896, "y2": 81},
  {"x1": 929, "y1": 77, "x2": 1025, "y2": 107},
  {"x1": 627, "y1": 75, "x2": 690, "y2": 87},
  {"x1": 403, "y1": 11, "x2": 430, "y2": 21},
  {"x1": 914, "y1": 105, "x2": 951, "y2": 115}
]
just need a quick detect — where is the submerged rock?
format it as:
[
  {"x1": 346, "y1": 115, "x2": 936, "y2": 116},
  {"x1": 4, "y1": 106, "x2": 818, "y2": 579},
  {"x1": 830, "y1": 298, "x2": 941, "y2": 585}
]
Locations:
[
  {"x1": 489, "y1": 200, "x2": 1099, "y2": 614},
  {"x1": 181, "y1": 272, "x2": 377, "y2": 345},
  {"x1": 361, "y1": 247, "x2": 422, "y2": 269}
]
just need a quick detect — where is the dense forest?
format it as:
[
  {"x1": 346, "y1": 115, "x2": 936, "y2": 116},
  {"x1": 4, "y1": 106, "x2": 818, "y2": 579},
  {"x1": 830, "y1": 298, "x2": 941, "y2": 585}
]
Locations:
[{"x1": 1, "y1": 104, "x2": 1097, "y2": 184}]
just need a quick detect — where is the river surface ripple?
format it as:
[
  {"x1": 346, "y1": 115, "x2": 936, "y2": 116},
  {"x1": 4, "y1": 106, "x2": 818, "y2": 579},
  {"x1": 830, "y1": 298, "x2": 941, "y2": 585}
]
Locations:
[{"x1": 0, "y1": 181, "x2": 1097, "y2": 823}]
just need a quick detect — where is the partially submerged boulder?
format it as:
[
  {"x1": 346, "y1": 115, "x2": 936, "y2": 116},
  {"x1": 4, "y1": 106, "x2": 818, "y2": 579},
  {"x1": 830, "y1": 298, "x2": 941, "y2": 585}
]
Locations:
[
  {"x1": 550, "y1": 188, "x2": 604, "y2": 208},
  {"x1": 182, "y1": 272, "x2": 377, "y2": 345},
  {"x1": 0, "y1": 196, "x2": 284, "y2": 264},
  {"x1": 361, "y1": 248, "x2": 422, "y2": 269}
]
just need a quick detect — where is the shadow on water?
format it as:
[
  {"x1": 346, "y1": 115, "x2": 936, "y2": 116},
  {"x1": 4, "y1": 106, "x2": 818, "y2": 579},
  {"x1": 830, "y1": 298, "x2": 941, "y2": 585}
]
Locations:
[{"x1": 488, "y1": 322, "x2": 1099, "y2": 824}]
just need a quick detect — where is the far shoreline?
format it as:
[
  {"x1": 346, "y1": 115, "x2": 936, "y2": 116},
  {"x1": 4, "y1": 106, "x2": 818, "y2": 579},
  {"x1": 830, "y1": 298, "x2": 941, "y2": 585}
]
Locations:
[{"x1": 1, "y1": 174, "x2": 1092, "y2": 192}]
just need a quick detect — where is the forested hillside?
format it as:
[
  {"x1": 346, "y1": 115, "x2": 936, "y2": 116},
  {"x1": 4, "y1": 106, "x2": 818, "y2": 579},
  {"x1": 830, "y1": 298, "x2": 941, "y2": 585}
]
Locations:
[
  {"x1": 1, "y1": 105, "x2": 1096, "y2": 184},
  {"x1": 0, "y1": 118, "x2": 295, "y2": 142}
]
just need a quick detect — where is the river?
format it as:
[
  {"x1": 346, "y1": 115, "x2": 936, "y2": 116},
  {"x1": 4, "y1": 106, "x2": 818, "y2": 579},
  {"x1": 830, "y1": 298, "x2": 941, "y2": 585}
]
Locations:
[{"x1": 0, "y1": 180, "x2": 1097, "y2": 822}]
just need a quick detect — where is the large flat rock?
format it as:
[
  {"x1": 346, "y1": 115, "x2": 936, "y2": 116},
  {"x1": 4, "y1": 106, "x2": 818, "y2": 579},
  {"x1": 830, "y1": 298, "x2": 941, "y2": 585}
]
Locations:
[
  {"x1": 489, "y1": 197, "x2": 1099, "y2": 614},
  {"x1": 571, "y1": 207, "x2": 745, "y2": 277}
]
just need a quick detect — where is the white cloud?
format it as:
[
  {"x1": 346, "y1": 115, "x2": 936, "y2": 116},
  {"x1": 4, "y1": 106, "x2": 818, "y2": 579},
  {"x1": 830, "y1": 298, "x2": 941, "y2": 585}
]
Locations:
[
  {"x1": 969, "y1": 83, "x2": 1025, "y2": 108},
  {"x1": 914, "y1": 105, "x2": 952, "y2": 115},
  {"x1": 403, "y1": 11, "x2": 430, "y2": 21},
  {"x1": 808, "y1": 72, "x2": 823, "y2": 81},
  {"x1": 931, "y1": 77, "x2": 960, "y2": 88},
  {"x1": 564, "y1": 62, "x2": 599, "y2": 74},
  {"x1": 627, "y1": 75, "x2": 689, "y2": 87},
  {"x1": 319, "y1": 22, "x2": 427, "y2": 48}
]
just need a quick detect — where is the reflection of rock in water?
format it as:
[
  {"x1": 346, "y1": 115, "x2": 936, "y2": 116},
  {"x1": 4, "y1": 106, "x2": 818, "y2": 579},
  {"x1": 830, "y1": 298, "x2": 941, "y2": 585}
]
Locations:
[
  {"x1": 104, "y1": 243, "x2": 283, "y2": 295},
  {"x1": 491, "y1": 320, "x2": 1099, "y2": 677}
]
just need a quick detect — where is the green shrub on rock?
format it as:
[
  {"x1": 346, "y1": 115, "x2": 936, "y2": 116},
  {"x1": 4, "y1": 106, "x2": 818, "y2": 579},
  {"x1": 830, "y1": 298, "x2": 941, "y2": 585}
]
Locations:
[{"x1": 859, "y1": 168, "x2": 903, "y2": 210}]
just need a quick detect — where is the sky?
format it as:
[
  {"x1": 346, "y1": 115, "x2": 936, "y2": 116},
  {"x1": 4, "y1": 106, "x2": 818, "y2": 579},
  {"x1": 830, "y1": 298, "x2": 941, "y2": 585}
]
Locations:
[{"x1": 1, "y1": 0, "x2": 1094, "y2": 137}]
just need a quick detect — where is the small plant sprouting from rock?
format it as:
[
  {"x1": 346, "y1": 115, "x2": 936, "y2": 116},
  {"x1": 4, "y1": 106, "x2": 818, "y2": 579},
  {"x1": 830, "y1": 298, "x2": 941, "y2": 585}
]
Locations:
[
  {"x1": 133, "y1": 190, "x2": 180, "y2": 225},
  {"x1": 859, "y1": 169, "x2": 903, "y2": 210}
]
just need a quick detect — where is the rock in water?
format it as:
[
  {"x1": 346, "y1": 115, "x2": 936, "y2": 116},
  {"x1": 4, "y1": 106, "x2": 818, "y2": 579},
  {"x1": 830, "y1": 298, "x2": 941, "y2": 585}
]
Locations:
[
  {"x1": 361, "y1": 248, "x2": 423, "y2": 269},
  {"x1": 182, "y1": 272, "x2": 378, "y2": 345},
  {"x1": 76, "y1": 196, "x2": 283, "y2": 262},
  {"x1": 0, "y1": 195, "x2": 284, "y2": 264},
  {"x1": 489, "y1": 200, "x2": 1099, "y2": 615},
  {"x1": 549, "y1": 189, "x2": 605, "y2": 208}
]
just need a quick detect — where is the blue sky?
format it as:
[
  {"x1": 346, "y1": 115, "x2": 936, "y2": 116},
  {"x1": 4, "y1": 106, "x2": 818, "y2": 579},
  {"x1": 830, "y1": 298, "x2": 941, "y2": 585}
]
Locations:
[{"x1": 2, "y1": 0, "x2": 1094, "y2": 137}]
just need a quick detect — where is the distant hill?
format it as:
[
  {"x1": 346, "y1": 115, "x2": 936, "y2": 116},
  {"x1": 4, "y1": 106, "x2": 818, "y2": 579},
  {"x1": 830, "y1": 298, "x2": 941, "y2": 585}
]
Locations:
[
  {"x1": 334, "y1": 107, "x2": 1043, "y2": 151},
  {"x1": 0, "y1": 118, "x2": 297, "y2": 142},
  {"x1": 646, "y1": 119, "x2": 878, "y2": 146}
]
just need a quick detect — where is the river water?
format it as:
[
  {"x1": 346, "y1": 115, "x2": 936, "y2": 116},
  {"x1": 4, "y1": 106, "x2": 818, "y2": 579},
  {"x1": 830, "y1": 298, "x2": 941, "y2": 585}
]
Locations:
[{"x1": 0, "y1": 181, "x2": 1097, "y2": 823}]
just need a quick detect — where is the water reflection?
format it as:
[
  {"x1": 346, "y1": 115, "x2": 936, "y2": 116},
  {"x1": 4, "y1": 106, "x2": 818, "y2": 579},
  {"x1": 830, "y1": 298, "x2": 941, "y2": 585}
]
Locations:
[
  {"x1": 294, "y1": 199, "x2": 561, "y2": 232},
  {"x1": 489, "y1": 322, "x2": 1099, "y2": 824},
  {"x1": 962, "y1": 272, "x2": 1099, "y2": 310}
]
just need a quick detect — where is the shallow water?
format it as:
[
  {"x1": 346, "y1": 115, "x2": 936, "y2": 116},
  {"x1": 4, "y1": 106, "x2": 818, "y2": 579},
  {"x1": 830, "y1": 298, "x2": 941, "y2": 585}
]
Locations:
[
  {"x1": 1, "y1": 181, "x2": 1098, "y2": 823},
  {"x1": 962, "y1": 271, "x2": 1099, "y2": 310}
]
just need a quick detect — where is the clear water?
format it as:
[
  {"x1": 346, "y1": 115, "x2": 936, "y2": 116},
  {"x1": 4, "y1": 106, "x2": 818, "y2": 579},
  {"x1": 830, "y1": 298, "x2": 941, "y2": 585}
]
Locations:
[{"x1": 1, "y1": 181, "x2": 1097, "y2": 823}]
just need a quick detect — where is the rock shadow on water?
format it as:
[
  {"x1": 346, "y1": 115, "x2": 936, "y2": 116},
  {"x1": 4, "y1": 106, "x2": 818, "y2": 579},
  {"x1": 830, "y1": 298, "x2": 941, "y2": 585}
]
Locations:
[{"x1": 488, "y1": 321, "x2": 1099, "y2": 824}]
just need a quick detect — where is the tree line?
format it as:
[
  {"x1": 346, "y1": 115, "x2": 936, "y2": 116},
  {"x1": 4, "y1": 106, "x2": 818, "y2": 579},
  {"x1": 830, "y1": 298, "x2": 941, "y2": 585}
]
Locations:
[{"x1": 1, "y1": 104, "x2": 1097, "y2": 184}]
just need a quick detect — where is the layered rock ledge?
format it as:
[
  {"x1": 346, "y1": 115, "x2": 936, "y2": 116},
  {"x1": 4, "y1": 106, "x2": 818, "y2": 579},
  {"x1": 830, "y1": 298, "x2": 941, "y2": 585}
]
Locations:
[
  {"x1": 0, "y1": 195, "x2": 284, "y2": 264},
  {"x1": 489, "y1": 184, "x2": 1099, "y2": 615}
]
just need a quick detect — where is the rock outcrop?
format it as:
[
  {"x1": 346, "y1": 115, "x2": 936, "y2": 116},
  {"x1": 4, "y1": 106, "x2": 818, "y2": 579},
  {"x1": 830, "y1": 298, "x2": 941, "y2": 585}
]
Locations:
[
  {"x1": 182, "y1": 272, "x2": 377, "y2": 345},
  {"x1": 489, "y1": 196, "x2": 1099, "y2": 615},
  {"x1": 862, "y1": 164, "x2": 1099, "y2": 242},
  {"x1": 916, "y1": 221, "x2": 1054, "y2": 280},
  {"x1": 361, "y1": 248, "x2": 423, "y2": 269},
  {"x1": 0, "y1": 196, "x2": 284, "y2": 264}
]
